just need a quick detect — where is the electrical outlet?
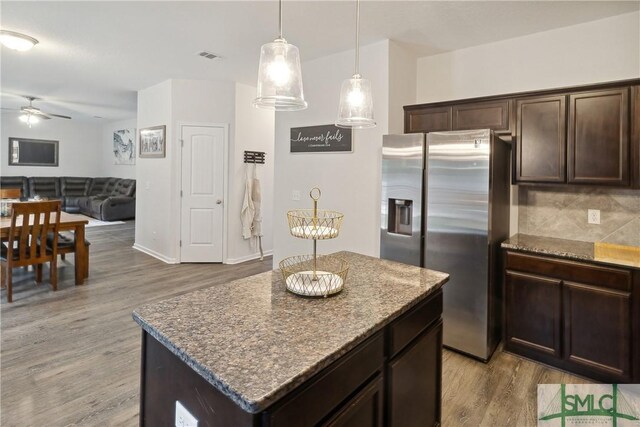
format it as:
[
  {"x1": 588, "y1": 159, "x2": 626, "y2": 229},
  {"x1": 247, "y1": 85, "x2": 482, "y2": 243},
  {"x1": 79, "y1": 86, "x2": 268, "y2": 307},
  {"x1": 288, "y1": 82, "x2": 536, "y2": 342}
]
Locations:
[
  {"x1": 292, "y1": 190, "x2": 301, "y2": 201},
  {"x1": 175, "y1": 401, "x2": 198, "y2": 427},
  {"x1": 588, "y1": 209, "x2": 600, "y2": 225}
]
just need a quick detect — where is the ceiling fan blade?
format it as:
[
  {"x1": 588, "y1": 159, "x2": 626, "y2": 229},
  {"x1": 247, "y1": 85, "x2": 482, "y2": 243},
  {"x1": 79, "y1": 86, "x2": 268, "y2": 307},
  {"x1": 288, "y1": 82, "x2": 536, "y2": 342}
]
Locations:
[
  {"x1": 0, "y1": 107, "x2": 19, "y2": 111},
  {"x1": 47, "y1": 113, "x2": 72, "y2": 120}
]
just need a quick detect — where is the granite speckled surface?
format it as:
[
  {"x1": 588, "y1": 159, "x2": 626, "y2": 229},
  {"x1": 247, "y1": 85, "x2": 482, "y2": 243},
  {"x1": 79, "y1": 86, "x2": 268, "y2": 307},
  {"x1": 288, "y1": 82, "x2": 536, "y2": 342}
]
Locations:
[
  {"x1": 132, "y1": 251, "x2": 449, "y2": 414},
  {"x1": 502, "y1": 234, "x2": 640, "y2": 269}
]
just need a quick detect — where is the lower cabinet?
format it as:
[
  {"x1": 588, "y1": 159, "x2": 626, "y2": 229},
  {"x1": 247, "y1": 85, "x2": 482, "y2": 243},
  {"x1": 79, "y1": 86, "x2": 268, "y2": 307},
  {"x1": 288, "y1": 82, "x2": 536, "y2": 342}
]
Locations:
[
  {"x1": 140, "y1": 290, "x2": 444, "y2": 427},
  {"x1": 504, "y1": 251, "x2": 638, "y2": 383}
]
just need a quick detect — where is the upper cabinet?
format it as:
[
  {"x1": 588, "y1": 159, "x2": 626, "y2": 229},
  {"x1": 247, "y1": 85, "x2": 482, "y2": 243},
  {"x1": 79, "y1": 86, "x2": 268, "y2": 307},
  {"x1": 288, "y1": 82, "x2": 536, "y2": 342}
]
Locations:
[
  {"x1": 452, "y1": 99, "x2": 511, "y2": 132},
  {"x1": 515, "y1": 95, "x2": 566, "y2": 183},
  {"x1": 405, "y1": 99, "x2": 511, "y2": 134},
  {"x1": 568, "y1": 88, "x2": 629, "y2": 186},
  {"x1": 404, "y1": 79, "x2": 640, "y2": 188},
  {"x1": 405, "y1": 106, "x2": 452, "y2": 134}
]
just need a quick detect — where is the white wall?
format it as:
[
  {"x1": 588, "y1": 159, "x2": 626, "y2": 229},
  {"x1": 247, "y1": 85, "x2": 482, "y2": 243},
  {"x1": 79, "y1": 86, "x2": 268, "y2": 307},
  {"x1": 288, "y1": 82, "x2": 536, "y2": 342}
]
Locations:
[
  {"x1": 273, "y1": 40, "x2": 390, "y2": 265},
  {"x1": 230, "y1": 83, "x2": 275, "y2": 263},
  {"x1": 100, "y1": 118, "x2": 137, "y2": 179},
  {"x1": 388, "y1": 41, "x2": 417, "y2": 134},
  {"x1": 416, "y1": 11, "x2": 640, "y2": 103},
  {"x1": 1, "y1": 113, "x2": 101, "y2": 177},
  {"x1": 135, "y1": 80, "x2": 173, "y2": 262}
]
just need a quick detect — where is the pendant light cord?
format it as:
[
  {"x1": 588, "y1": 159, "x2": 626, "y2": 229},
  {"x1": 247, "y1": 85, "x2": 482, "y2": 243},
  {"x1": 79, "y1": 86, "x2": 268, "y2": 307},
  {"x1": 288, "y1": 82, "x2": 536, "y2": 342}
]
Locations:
[
  {"x1": 278, "y1": 0, "x2": 283, "y2": 39},
  {"x1": 354, "y1": 0, "x2": 360, "y2": 75}
]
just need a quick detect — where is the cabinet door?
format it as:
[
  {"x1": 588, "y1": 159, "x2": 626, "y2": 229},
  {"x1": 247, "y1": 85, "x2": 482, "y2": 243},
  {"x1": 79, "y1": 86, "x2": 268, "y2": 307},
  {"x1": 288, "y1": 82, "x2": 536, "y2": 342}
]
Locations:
[
  {"x1": 505, "y1": 271, "x2": 562, "y2": 358},
  {"x1": 388, "y1": 321, "x2": 442, "y2": 427},
  {"x1": 568, "y1": 88, "x2": 630, "y2": 185},
  {"x1": 515, "y1": 95, "x2": 566, "y2": 183},
  {"x1": 452, "y1": 99, "x2": 511, "y2": 132},
  {"x1": 405, "y1": 106, "x2": 452, "y2": 133},
  {"x1": 563, "y1": 282, "x2": 631, "y2": 382},
  {"x1": 323, "y1": 376, "x2": 383, "y2": 427},
  {"x1": 631, "y1": 85, "x2": 640, "y2": 188}
]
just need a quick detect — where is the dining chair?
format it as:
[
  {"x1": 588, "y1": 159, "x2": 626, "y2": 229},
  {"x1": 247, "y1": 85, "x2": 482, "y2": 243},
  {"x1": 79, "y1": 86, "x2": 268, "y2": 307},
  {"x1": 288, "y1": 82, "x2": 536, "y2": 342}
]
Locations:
[
  {"x1": 47, "y1": 231, "x2": 91, "y2": 280},
  {"x1": 0, "y1": 188, "x2": 22, "y2": 199},
  {"x1": 1, "y1": 200, "x2": 61, "y2": 303}
]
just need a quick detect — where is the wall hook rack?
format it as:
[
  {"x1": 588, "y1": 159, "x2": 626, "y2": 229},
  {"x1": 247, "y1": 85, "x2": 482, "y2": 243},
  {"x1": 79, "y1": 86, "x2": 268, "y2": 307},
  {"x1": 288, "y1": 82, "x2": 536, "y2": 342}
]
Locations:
[{"x1": 244, "y1": 151, "x2": 265, "y2": 164}]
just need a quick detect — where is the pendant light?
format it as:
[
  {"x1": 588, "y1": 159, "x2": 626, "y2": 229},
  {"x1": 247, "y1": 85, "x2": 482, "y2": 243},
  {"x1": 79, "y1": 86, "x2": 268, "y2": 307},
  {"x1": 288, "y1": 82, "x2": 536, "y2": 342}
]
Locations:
[
  {"x1": 19, "y1": 113, "x2": 39, "y2": 128},
  {"x1": 253, "y1": 0, "x2": 307, "y2": 111},
  {"x1": 336, "y1": 0, "x2": 376, "y2": 128}
]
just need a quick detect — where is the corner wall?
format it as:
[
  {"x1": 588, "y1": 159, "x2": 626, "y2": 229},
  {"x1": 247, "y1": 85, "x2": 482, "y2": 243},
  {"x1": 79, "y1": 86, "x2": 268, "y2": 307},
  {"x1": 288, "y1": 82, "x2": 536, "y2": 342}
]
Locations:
[{"x1": 273, "y1": 40, "x2": 390, "y2": 265}]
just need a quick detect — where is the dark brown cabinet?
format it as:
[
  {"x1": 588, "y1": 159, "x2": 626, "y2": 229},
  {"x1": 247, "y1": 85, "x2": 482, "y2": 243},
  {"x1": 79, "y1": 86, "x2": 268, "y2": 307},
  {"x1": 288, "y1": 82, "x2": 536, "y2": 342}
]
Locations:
[
  {"x1": 404, "y1": 99, "x2": 511, "y2": 134},
  {"x1": 323, "y1": 376, "x2": 384, "y2": 427},
  {"x1": 505, "y1": 271, "x2": 562, "y2": 357},
  {"x1": 140, "y1": 290, "x2": 445, "y2": 427},
  {"x1": 405, "y1": 106, "x2": 452, "y2": 133},
  {"x1": 629, "y1": 85, "x2": 640, "y2": 188},
  {"x1": 515, "y1": 95, "x2": 566, "y2": 183},
  {"x1": 568, "y1": 88, "x2": 630, "y2": 186},
  {"x1": 388, "y1": 321, "x2": 442, "y2": 427},
  {"x1": 452, "y1": 99, "x2": 511, "y2": 132},
  {"x1": 504, "y1": 251, "x2": 638, "y2": 383}
]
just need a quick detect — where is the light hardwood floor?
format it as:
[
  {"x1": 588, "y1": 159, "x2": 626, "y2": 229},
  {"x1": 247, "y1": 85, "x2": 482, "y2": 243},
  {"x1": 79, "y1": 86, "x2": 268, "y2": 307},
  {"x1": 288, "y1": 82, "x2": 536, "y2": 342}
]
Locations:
[{"x1": 1, "y1": 221, "x2": 590, "y2": 426}]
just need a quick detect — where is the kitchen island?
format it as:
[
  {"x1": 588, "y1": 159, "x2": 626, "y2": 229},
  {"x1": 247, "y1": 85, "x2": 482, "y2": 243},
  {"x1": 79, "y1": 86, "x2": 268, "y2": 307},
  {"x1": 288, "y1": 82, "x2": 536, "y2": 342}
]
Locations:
[{"x1": 133, "y1": 251, "x2": 449, "y2": 426}]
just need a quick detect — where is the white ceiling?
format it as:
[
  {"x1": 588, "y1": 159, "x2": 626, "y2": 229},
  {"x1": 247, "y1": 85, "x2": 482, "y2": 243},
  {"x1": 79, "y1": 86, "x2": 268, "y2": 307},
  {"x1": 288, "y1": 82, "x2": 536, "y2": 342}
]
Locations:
[{"x1": 1, "y1": 1, "x2": 637, "y2": 121}]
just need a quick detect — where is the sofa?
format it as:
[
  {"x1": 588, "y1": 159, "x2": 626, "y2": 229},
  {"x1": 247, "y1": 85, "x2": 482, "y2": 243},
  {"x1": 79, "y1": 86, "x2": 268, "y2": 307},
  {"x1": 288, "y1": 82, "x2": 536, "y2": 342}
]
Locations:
[{"x1": 0, "y1": 176, "x2": 136, "y2": 221}]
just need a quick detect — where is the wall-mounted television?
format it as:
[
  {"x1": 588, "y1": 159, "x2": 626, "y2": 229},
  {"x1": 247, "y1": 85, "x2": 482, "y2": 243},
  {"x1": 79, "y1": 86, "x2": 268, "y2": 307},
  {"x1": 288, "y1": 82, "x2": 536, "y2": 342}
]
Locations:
[{"x1": 8, "y1": 137, "x2": 59, "y2": 167}]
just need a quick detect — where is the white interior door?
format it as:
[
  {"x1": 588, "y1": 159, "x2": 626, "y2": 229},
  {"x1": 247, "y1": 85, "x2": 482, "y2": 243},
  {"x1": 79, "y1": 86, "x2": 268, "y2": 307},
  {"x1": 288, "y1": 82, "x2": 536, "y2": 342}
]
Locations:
[{"x1": 180, "y1": 125, "x2": 225, "y2": 262}]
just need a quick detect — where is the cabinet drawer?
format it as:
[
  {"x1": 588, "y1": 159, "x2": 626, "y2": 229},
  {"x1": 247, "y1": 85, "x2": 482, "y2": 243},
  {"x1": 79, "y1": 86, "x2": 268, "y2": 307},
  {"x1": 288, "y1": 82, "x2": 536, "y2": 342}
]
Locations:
[
  {"x1": 505, "y1": 251, "x2": 631, "y2": 291},
  {"x1": 268, "y1": 332, "x2": 384, "y2": 427},
  {"x1": 389, "y1": 290, "x2": 442, "y2": 358}
]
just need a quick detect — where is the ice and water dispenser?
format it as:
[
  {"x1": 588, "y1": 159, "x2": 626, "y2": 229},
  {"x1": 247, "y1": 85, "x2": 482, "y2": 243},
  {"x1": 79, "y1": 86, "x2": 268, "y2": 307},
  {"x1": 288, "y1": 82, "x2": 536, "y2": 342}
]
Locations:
[{"x1": 388, "y1": 198, "x2": 413, "y2": 236}]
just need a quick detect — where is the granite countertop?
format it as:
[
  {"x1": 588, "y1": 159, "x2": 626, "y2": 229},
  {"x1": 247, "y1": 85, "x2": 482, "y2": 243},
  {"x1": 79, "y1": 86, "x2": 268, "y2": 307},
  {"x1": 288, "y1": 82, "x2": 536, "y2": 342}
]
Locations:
[
  {"x1": 132, "y1": 251, "x2": 449, "y2": 414},
  {"x1": 502, "y1": 234, "x2": 640, "y2": 269}
]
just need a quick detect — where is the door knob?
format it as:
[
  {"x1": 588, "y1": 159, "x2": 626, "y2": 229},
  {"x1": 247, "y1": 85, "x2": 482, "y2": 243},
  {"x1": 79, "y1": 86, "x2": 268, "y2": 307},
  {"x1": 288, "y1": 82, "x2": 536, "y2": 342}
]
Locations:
[{"x1": 216, "y1": 199, "x2": 223, "y2": 205}]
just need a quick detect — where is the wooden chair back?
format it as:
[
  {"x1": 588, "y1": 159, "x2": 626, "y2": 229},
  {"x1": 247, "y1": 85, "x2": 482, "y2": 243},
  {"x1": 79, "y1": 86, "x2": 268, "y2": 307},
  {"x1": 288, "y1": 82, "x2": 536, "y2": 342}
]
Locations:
[
  {"x1": 7, "y1": 201, "x2": 61, "y2": 267},
  {"x1": 0, "y1": 188, "x2": 21, "y2": 199}
]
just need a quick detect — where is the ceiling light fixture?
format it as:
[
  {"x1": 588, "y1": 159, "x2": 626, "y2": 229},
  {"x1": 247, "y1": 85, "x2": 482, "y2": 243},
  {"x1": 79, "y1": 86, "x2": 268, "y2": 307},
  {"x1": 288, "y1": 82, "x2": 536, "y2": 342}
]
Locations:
[
  {"x1": 335, "y1": 0, "x2": 376, "y2": 129},
  {"x1": 0, "y1": 30, "x2": 39, "y2": 51},
  {"x1": 19, "y1": 113, "x2": 39, "y2": 127},
  {"x1": 253, "y1": 0, "x2": 307, "y2": 111}
]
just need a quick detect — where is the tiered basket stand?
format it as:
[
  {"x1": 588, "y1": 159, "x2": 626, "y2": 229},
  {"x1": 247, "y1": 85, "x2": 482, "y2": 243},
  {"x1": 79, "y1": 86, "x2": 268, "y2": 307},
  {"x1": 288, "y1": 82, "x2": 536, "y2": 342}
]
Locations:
[{"x1": 280, "y1": 188, "x2": 348, "y2": 297}]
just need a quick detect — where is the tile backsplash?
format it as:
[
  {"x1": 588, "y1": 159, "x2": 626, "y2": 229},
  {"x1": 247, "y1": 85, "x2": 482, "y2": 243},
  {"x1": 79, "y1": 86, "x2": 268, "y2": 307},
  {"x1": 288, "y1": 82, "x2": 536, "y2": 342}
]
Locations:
[{"x1": 518, "y1": 186, "x2": 640, "y2": 246}]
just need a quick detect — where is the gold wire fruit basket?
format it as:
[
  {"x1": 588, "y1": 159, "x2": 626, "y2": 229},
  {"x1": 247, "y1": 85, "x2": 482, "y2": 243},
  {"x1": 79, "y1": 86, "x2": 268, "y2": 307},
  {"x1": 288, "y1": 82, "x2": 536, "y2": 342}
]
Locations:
[
  {"x1": 281, "y1": 187, "x2": 348, "y2": 297},
  {"x1": 287, "y1": 209, "x2": 343, "y2": 239},
  {"x1": 279, "y1": 254, "x2": 348, "y2": 297}
]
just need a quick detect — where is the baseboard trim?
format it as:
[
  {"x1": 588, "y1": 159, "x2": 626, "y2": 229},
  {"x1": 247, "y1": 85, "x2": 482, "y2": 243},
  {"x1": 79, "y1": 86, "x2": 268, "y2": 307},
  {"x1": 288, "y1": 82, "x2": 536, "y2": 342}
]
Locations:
[
  {"x1": 225, "y1": 250, "x2": 273, "y2": 265},
  {"x1": 132, "y1": 243, "x2": 179, "y2": 264}
]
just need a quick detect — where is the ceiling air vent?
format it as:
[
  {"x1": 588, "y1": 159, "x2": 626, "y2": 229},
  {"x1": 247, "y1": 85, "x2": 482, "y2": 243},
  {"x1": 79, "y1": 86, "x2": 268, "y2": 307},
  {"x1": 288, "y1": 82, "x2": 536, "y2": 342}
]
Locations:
[{"x1": 197, "y1": 51, "x2": 219, "y2": 60}]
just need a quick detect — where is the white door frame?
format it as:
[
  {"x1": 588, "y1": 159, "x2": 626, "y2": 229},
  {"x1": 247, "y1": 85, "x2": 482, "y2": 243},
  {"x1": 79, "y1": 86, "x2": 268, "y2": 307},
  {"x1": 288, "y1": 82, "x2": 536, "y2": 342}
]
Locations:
[{"x1": 177, "y1": 122, "x2": 229, "y2": 263}]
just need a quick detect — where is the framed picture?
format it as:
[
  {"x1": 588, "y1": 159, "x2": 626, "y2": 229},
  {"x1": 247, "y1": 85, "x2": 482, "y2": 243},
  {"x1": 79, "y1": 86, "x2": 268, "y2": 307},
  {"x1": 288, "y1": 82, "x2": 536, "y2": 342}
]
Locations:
[
  {"x1": 139, "y1": 125, "x2": 166, "y2": 158},
  {"x1": 113, "y1": 128, "x2": 136, "y2": 165},
  {"x1": 8, "y1": 137, "x2": 59, "y2": 166},
  {"x1": 290, "y1": 125, "x2": 352, "y2": 153}
]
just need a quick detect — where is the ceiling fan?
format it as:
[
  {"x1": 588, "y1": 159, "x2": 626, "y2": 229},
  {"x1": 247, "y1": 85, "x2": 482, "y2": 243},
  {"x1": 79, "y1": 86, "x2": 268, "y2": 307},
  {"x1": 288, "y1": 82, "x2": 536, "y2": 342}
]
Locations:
[{"x1": 2, "y1": 96, "x2": 72, "y2": 126}]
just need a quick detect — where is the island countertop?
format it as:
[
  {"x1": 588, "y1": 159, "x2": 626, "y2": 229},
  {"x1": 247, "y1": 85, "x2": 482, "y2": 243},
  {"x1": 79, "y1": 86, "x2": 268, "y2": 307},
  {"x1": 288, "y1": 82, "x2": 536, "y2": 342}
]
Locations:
[{"x1": 132, "y1": 251, "x2": 449, "y2": 414}]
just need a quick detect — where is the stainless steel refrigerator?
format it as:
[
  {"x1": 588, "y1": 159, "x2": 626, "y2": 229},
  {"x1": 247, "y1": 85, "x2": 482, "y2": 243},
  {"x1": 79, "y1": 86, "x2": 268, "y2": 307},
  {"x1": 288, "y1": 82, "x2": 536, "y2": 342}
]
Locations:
[{"x1": 380, "y1": 130, "x2": 510, "y2": 361}]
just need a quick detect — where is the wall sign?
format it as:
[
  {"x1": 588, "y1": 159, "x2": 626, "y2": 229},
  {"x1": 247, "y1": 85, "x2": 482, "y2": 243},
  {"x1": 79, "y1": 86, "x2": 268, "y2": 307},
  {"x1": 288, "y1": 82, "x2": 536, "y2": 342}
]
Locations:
[{"x1": 290, "y1": 125, "x2": 352, "y2": 153}]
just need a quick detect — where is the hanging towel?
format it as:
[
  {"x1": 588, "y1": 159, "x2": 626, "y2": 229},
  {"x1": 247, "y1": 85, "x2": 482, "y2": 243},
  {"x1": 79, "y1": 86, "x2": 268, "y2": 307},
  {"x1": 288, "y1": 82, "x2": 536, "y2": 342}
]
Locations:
[
  {"x1": 250, "y1": 164, "x2": 264, "y2": 259},
  {"x1": 241, "y1": 165, "x2": 255, "y2": 240}
]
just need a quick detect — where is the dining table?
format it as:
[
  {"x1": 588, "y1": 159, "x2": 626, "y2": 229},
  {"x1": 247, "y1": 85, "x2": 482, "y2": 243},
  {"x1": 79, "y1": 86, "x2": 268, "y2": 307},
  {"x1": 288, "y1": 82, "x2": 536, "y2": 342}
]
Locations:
[{"x1": 1, "y1": 211, "x2": 89, "y2": 285}]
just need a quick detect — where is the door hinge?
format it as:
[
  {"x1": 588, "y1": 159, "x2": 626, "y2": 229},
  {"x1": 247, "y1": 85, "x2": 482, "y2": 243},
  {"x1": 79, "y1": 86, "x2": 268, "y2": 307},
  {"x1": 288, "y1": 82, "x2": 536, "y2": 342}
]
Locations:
[
  {"x1": 180, "y1": 139, "x2": 184, "y2": 147},
  {"x1": 180, "y1": 190, "x2": 183, "y2": 197},
  {"x1": 179, "y1": 240, "x2": 182, "y2": 247}
]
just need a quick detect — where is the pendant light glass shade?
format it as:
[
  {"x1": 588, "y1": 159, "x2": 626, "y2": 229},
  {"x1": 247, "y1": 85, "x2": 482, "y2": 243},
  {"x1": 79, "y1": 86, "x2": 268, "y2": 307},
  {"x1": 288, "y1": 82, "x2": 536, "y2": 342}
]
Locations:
[
  {"x1": 19, "y1": 113, "x2": 39, "y2": 127},
  {"x1": 335, "y1": 0, "x2": 376, "y2": 129},
  {"x1": 336, "y1": 74, "x2": 375, "y2": 128},
  {"x1": 254, "y1": 38, "x2": 307, "y2": 110}
]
